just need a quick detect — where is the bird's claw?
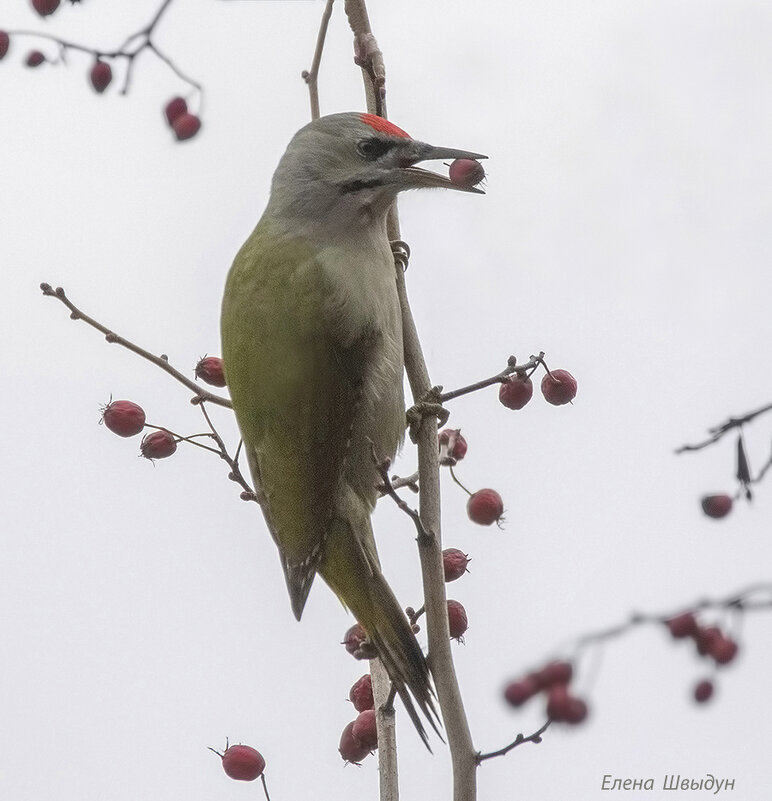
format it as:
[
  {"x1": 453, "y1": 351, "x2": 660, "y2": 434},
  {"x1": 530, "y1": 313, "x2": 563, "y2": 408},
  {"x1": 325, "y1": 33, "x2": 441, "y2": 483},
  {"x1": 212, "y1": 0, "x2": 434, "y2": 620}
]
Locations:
[
  {"x1": 406, "y1": 386, "x2": 448, "y2": 443},
  {"x1": 390, "y1": 239, "x2": 411, "y2": 271}
]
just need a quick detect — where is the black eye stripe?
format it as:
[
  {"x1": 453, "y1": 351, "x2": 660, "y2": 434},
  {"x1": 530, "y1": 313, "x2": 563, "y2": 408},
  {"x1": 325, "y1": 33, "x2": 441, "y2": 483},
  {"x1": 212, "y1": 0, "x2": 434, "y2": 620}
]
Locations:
[{"x1": 357, "y1": 137, "x2": 393, "y2": 160}]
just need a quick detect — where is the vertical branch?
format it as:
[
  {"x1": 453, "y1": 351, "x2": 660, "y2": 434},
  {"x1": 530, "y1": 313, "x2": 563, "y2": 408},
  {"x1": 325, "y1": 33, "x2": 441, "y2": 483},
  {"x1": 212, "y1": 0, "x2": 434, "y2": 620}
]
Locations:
[
  {"x1": 302, "y1": 0, "x2": 335, "y2": 120},
  {"x1": 394, "y1": 245, "x2": 478, "y2": 801},
  {"x1": 371, "y1": 658, "x2": 400, "y2": 801},
  {"x1": 345, "y1": 2, "x2": 478, "y2": 799}
]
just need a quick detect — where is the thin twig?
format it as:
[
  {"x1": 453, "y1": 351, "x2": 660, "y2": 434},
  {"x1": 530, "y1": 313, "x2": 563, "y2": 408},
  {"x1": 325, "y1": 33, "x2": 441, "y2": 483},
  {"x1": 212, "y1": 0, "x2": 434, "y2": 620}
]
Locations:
[
  {"x1": 567, "y1": 582, "x2": 772, "y2": 654},
  {"x1": 381, "y1": 471, "x2": 419, "y2": 494},
  {"x1": 675, "y1": 401, "x2": 772, "y2": 453},
  {"x1": 302, "y1": 0, "x2": 335, "y2": 120},
  {"x1": 40, "y1": 283, "x2": 231, "y2": 409},
  {"x1": 477, "y1": 720, "x2": 551, "y2": 763},
  {"x1": 7, "y1": 0, "x2": 201, "y2": 98},
  {"x1": 371, "y1": 446, "x2": 432, "y2": 544},
  {"x1": 198, "y1": 403, "x2": 259, "y2": 501},
  {"x1": 439, "y1": 353, "x2": 545, "y2": 404}
]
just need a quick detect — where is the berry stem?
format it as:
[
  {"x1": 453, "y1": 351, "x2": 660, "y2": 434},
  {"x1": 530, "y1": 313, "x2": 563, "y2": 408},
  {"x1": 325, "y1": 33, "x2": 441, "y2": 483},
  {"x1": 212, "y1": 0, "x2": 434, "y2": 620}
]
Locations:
[
  {"x1": 448, "y1": 465, "x2": 473, "y2": 497},
  {"x1": 260, "y1": 773, "x2": 272, "y2": 801}
]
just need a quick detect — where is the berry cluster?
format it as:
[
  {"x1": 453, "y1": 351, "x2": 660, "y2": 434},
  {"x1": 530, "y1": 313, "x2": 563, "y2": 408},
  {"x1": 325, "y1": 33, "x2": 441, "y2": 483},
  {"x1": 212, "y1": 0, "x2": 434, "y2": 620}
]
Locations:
[
  {"x1": 164, "y1": 96, "x2": 202, "y2": 142},
  {"x1": 101, "y1": 399, "x2": 177, "y2": 460},
  {"x1": 499, "y1": 368, "x2": 577, "y2": 410},
  {"x1": 337, "y1": 546, "x2": 475, "y2": 759},
  {"x1": 99, "y1": 357, "x2": 226, "y2": 460},
  {"x1": 504, "y1": 661, "x2": 588, "y2": 725},
  {"x1": 665, "y1": 612, "x2": 739, "y2": 704},
  {"x1": 339, "y1": 672, "x2": 379, "y2": 763},
  {"x1": 1, "y1": 2, "x2": 203, "y2": 141}
]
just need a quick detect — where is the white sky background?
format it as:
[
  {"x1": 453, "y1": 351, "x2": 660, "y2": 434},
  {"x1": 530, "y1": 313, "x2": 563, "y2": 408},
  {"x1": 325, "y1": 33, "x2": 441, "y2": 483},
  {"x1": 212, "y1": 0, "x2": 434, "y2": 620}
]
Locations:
[{"x1": 2, "y1": 0, "x2": 772, "y2": 798}]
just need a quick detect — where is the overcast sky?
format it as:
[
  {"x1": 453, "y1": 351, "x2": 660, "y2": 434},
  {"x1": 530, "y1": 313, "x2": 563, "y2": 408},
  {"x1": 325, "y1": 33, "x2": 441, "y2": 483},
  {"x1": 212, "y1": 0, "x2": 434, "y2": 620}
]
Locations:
[{"x1": 2, "y1": 1, "x2": 772, "y2": 799}]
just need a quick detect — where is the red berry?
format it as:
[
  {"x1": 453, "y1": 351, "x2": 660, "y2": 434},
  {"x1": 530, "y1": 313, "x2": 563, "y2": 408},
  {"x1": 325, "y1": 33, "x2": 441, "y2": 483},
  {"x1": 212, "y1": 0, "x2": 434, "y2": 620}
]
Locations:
[
  {"x1": 31, "y1": 0, "x2": 60, "y2": 16},
  {"x1": 466, "y1": 488, "x2": 504, "y2": 526},
  {"x1": 339, "y1": 721, "x2": 371, "y2": 764},
  {"x1": 0, "y1": 32, "x2": 10, "y2": 60},
  {"x1": 348, "y1": 674, "x2": 374, "y2": 712},
  {"x1": 438, "y1": 428, "x2": 467, "y2": 465},
  {"x1": 343, "y1": 623, "x2": 367, "y2": 655},
  {"x1": 164, "y1": 96, "x2": 188, "y2": 126},
  {"x1": 442, "y1": 548, "x2": 470, "y2": 582},
  {"x1": 694, "y1": 625, "x2": 723, "y2": 657},
  {"x1": 694, "y1": 628, "x2": 738, "y2": 665},
  {"x1": 694, "y1": 679, "x2": 714, "y2": 703},
  {"x1": 220, "y1": 744, "x2": 265, "y2": 781},
  {"x1": 536, "y1": 660, "x2": 574, "y2": 688},
  {"x1": 710, "y1": 636, "x2": 738, "y2": 665},
  {"x1": 140, "y1": 429, "x2": 177, "y2": 460},
  {"x1": 499, "y1": 375, "x2": 533, "y2": 410},
  {"x1": 546, "y1": 685, "x2": 587, "y2": 724},
  {"x1": 701, "y1": 494, "x2": 733, "y2": 519},
  {"x1": 449, "y1": 158, "x2": 486, "y2": 188},
  {"x1": 665, "y1": 611, "x2": 699, "y2": 639},
  {"x1": 545, "y1": 684, "x2": 571, "y2": 721},
  {"x1": 26, "y1": 50, "x2": 46, "y2": 68},
  {"x1": 563, "y1": 696, "x2": 589, "y2": 724},
  {"x1": 89, "y1": 61, "x2": 112, "y2": 93},
  {"x1": 541, "y1": 369, "x2": 577, "y2": 406},
  {"x1": 503, "y1": 677, "x2": 539, "y2": 707},
  {"x1": 352, "y1": 708, "x2": 378, "y2": 750},
  {"x1": 101, "y1": 400, "x2": 146, "y2": 437},
  {"x1": 446, "y1": 599, "x2": 468, "y2": 641},
  {"x1": 173, "y1": 112, "x2": 201, "y2": 141},
  {"x1": 195, "y1": 356, "x2": 226, "y2": 387},
  {"x1": 343, "y1": 623, "x2": 376, "y2": 659}
]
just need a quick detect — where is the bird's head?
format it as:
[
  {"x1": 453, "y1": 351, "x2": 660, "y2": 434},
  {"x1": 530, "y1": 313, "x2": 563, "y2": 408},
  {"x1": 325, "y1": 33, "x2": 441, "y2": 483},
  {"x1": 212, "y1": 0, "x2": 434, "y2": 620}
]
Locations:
[{"x1": 266, "y1": 112, "x2": 486, "y2": 232}]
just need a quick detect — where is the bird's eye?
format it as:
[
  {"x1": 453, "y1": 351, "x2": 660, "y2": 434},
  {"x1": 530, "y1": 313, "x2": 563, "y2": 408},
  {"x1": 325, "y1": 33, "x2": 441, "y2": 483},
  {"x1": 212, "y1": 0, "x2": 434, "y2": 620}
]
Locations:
[{"x1": 357, "y1": 137, "x2": 391, "y2": 160}]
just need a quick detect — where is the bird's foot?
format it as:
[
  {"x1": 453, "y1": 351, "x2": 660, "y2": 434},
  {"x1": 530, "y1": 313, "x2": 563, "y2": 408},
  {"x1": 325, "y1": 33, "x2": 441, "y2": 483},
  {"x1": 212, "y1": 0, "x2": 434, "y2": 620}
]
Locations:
[
  {"x1": 406, "y1": 386, "x2": 449, "y2": 443},
  {"x1": 390, "y1": 239, "x2": 411, "y2": 271}
]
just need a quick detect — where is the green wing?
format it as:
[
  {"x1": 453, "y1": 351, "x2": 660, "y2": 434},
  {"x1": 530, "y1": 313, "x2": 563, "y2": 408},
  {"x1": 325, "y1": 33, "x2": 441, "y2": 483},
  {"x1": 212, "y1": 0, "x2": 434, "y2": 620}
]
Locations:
[{"x1": 221, "y1": 220, "x2": 373, "y2": 619}]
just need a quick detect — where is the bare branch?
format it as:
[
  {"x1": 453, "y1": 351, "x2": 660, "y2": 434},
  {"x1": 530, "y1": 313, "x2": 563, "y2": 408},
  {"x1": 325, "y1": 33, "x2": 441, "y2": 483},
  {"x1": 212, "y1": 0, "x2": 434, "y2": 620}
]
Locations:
[
  {"x1": 40, "y1": 283, "x2": 231, "y2": 409},
  {"x1": 7, "y1": 0, "x2": 201, "y2": 98},
  {"x1": 302, "y1": 0, "x2": 335, "y2": 120},
  {"x1": 439, "y1": 353, "x2": 545, "y2": 404},
  {"x1": 477, "y1": 720, "x2": 551, "y2": 763},
  {"x1": 372, "y1": 449, "x2": 432, "y2": 545},
  {"x1": 568, "y1": 582, "x2": 772, "y2": 653},
  {"x1": 197, "y1": 403, "x2": 259, "y2": 502},
  {"x1": 675, "y1": 401, "x2": 772, "y2": 453}
]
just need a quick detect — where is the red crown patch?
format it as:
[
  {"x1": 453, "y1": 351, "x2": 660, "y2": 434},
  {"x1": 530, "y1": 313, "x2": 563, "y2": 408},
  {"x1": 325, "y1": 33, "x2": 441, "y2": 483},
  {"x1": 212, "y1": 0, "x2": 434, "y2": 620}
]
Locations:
[{"x1": 360, "y1": 113, "x2": 411, "y2": 139}]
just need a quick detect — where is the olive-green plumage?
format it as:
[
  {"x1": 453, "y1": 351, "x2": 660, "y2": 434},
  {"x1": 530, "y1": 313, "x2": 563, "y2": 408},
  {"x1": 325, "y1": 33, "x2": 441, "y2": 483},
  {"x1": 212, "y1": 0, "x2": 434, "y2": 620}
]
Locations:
[{"x1": 221, "y1": 113, "x2": 485, "y2": 746}]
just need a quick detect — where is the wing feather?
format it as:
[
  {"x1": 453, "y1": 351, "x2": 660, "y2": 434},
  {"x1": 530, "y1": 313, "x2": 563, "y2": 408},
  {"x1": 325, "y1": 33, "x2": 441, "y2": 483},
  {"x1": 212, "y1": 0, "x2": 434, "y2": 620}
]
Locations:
[{"x1": 221, "y1": 223, "x2": 374, "y2": 617}]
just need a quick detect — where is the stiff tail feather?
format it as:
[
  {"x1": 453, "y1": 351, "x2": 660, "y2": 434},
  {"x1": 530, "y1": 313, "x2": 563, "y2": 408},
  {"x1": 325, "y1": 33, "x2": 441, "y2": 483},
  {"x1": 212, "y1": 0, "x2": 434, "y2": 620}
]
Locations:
[
  {"x1": 359, "y1": 569, "x2": 442, "y2": 749},
  {"x1": 319, "y1": 517, "x2": 441, "y2": 748}
]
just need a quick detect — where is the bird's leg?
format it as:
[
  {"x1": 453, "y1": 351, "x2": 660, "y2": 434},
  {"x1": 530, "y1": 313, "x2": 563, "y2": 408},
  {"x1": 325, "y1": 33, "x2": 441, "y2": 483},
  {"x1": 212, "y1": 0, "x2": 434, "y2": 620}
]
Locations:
[{"x1": 406, "y1": 385, "x2": 449, "y2": 443}]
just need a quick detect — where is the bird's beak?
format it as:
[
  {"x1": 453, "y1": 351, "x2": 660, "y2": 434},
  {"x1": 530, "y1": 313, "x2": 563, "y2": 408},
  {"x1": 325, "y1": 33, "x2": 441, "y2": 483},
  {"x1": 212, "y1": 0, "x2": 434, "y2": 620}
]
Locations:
[{"x1": 398, "y1": 141, "x2": 488, "y2": 194}]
